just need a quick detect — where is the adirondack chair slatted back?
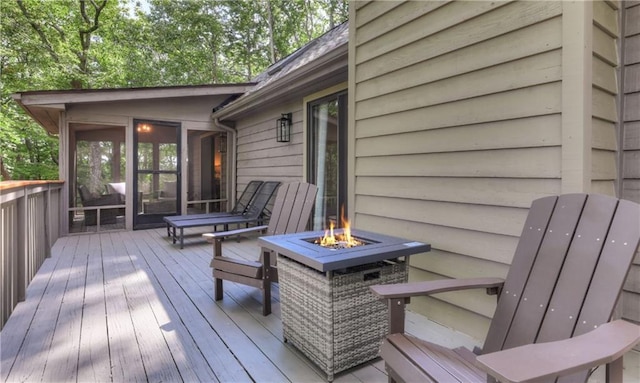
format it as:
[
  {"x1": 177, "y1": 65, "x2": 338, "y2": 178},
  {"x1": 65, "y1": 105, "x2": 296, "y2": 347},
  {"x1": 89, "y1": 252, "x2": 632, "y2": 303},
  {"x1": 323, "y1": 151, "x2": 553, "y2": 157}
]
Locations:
[
  {"x1": 483, "y1": 194, "x2": 640, "y2": 370},
  {"x1": 267, "y1": 182, "x2": 317, "y2": 236},
  {"x1": 231, "y1": 180, "x2": 263, "y2": 214},
  {"x1": 260, "y1": 182, "x2": 317, "y2": 270},
  {"x1": 242, "y1": 181, "x2": 280, "y2": 220}
]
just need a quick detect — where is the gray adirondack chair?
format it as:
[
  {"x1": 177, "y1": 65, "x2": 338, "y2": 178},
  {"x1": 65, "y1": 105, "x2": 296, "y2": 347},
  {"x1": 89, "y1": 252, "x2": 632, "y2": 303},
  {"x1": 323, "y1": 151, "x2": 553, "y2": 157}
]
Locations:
[
  {"x1": 371, "y1": 194, "x2": 640, "y2": 383},
  {"x1": 204, "y1": 182, "x2": 318, "y2": 316}
]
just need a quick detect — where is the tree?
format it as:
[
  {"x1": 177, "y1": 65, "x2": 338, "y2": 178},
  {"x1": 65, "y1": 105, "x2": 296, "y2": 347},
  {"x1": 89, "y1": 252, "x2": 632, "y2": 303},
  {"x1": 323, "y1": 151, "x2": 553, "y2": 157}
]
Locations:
[{"x1": 0, "y1": 0, "x2": 349, "y2": 181}]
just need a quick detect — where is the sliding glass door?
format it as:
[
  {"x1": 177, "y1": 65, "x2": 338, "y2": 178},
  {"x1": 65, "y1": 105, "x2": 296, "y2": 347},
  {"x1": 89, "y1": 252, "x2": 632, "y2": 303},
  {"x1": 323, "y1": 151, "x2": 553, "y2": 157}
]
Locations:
[{"x1": 308, "y1": 91, "x2": 347, "y2": 230}]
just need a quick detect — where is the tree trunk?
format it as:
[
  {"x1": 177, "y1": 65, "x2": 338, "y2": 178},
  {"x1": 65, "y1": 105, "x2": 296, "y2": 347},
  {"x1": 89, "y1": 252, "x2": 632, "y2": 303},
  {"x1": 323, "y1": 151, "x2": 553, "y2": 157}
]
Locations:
[
  {"x1": 266, "y1": 0, "x2": 276, "y2": 64},
  {"x1": 89, "y1": 141, "x2": 102, "y2": 194}
]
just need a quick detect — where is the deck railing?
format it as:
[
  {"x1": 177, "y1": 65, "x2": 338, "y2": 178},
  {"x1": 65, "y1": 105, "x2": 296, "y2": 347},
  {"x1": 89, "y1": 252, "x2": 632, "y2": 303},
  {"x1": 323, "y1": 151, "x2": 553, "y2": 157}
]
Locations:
[{"x1": 1, "y1": 180, "x2": 63, "y2": 329}]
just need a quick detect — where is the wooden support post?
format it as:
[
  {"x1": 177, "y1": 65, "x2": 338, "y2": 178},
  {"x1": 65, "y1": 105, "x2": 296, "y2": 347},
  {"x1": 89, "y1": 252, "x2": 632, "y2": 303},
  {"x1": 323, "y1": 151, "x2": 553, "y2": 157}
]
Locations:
[
  {"x1": 262, "y1": 250, "x2": 272, "y2": 316},
  {"x1": 388, "y1": 298, "x2": 408, "y2": 334}
]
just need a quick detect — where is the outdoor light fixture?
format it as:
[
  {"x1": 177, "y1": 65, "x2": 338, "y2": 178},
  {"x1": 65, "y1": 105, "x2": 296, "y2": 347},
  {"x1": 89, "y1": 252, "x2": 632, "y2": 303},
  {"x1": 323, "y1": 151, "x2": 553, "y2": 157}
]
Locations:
[
  {"x1": 136, "y1": 123, "x2": 152, "y2": 133},
  {"x1": 276, "y1": 113, "x2": 292, "y2": 142},
  {"x1": 218, "y1": 134, "x2": 227, "y2": 153}
]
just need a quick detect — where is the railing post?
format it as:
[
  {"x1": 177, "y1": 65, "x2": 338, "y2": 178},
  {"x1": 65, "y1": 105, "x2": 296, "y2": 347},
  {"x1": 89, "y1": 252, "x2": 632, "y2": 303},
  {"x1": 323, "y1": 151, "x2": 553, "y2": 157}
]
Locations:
[
  {"x1": 16, "y1": 186, "x2": 27, "y2": 302},
  {"x1": 45, "y1": 183, "x2": 51, "y2": 258}
]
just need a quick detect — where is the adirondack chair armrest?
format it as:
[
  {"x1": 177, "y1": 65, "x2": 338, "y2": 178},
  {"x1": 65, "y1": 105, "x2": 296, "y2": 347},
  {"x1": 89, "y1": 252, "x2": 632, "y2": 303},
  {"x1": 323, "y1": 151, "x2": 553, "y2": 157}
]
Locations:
[
  {"x1": 475, "y1": 320, "x2": 640, "y2": 383},
  {"x1": 203, "y1": 225, "x2": 269, "y2": 242},
  {"x1": 371, "y1": 278, "x2": 505, "y2": 334},
  {"x1": 370, "y1": 277, "x2": 505, "y2": 300}
]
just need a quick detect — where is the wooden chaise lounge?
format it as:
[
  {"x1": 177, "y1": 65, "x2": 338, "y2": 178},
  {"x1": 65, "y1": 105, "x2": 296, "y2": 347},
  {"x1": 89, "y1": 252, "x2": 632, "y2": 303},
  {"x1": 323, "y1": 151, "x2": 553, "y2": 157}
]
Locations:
[
  {"x1": 164, "y1": 181, "x2": 280, "y2": 249},
  {"x1": 371, "y1": 193, "x2": 640, "y2": 383}
]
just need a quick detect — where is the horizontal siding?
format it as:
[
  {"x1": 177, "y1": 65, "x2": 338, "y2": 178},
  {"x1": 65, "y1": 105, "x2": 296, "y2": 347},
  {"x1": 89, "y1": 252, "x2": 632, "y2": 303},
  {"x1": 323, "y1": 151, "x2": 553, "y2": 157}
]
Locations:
[
  {"x1": 235, "y1": 102, "x2": 304, "y2": 198},
  {"x1": 592, "y1": 118, "x2": 618, "y2": 150},
  {"x1": 622, "y1": 291, "x2": 640, "y2": 322},
  {"x1": 408, "y1": 289, "x2": 492, "y2": 342},
  {"x1": 593, "y1": 0, "x2": 619, "y2": 36},
  {"x1": 356, "y1": 50, "x2": 562, "y2": 121},
  {"x1": 356, "y1": 147, "x2": 561, "y2": 178},
  {"x1": 589, "y1": 8, "x2": 618, "y2": 273},
  {"x1": 592, "y1": 88, "x2": 618, "y2": 122},
  {"x1": 356, "y1": 1, "x2": 446, "y2": 46},
  {"x1": 626, "y1": 34, "x2": 640, "y2": 65},
  {"x1": 355, "y1": 177, "x2": 561, "y2": 208},
  {"x1": 625, "y1": 121, "x2": 640, "y2": 151},
  {"x1": 356, "y1": 1, "x2": 509, "y2": 66},
  {"x1": 355, "y1": 1, "x2": 562, "y2": 83},
  {"x1": 356, "y1": 17, "x2": 563, "y2": 103},
  {"x1": 411, "y1": 249, "x2": 509, "y2": 281},
  {"x1": 593, "y1": 21, "x2": 619, "y2": 65},
  {"x1": 623, "y1": 180, "x2": 640, "y2": 202},
  {"x1": 356, "y1": 115, "x2": 561, "y2": 156},
  {"x1": 355, "y1": 214, "x2": 519, "y2": 267},
  {"x1": 591, "y1": 180, "x2": 616, "y2": 196},
  {"x1": 625, "y1": 63, "x2": 640, "y2": 93},
  {"x1": 355, "y1": 82, "x2": 562, "y2": 138},
  {"x1": 623, "y1": 151, "x2": 640, "y2": 178},
  {"x1": 593, "y1": 56, "x2": 618, "y2": 94},
  {"x1": 619, "y1": 1, "x2": 639, "y2": 339},
  {"x1": 591, "y1": 148, "x2": 618, "y2": 180},
  {"x1": 354, "y1": 0, "x2": 401, "y2": 28},
  {"x1": 352, "y1": 1, "x2": 565, "y2": 338},
  {"x1": 356, "y1": 195, "x2": 528, "y2": 237}
]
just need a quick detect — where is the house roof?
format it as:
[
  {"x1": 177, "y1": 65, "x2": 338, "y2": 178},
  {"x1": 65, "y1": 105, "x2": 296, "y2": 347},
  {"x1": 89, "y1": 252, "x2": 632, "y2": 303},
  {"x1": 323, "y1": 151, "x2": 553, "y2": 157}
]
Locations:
[
  {"x1": 13, "y1": 84, "x2": 254, "y2": 134},
  {"x1": 212, "y1": 21, "x2": 349, "y2": 120}
]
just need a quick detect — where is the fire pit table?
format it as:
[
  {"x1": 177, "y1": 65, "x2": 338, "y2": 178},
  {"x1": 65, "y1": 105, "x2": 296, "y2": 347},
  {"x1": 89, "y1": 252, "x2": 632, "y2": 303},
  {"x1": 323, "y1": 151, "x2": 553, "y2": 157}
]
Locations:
[{"x1": 258, "y1": 228, "x2": 430, "y2": 381}]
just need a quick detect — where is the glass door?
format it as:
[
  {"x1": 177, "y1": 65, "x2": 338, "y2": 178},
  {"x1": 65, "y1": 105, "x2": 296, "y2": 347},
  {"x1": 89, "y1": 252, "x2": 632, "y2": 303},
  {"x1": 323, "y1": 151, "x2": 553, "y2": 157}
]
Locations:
[
  {"x1": 186, "y1": 130, "x2": 227, "y2": 214},
  {"x1": 133, "y1": 120, "x2": 181, "y2": 229},
  {"x1": 308, "y1": 91, "x2": 347, "y2": 230}
]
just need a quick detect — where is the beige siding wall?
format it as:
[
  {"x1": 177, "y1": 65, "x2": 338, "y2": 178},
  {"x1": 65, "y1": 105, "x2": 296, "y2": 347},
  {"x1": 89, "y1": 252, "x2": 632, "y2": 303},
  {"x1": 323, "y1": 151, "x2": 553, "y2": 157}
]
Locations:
[
  {"x1": 591, "y1": 0, "x2": 619, "y2": 196},
  {"x1": 351, "y1": 1, "x2": 564, "y2": 340},
  {"x1": 351, "y1": 0, "x2": 634, "y2": 340},
  {"x1": 66, "y1": 96, "x2": 225, "y2": 130},
  {"x1": 621, "y1": 1, "x2": 640, "y2": 325},
  {"x1": 235, "y1": 101, "x2": 304, "y2": 199}
]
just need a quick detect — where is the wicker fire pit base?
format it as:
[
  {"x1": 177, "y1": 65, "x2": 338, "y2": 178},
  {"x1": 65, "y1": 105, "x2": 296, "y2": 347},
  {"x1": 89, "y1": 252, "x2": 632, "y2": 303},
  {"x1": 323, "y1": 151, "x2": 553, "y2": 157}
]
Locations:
[{"x1": 278, "y1": 255, "x2": 408, "y2": 381}]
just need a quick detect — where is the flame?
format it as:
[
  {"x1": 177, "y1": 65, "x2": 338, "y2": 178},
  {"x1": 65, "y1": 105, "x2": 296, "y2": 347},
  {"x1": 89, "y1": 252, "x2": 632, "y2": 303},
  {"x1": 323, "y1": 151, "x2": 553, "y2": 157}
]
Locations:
[{"x1": 318, "y1": 207, "x2": 362, "y2": 248}]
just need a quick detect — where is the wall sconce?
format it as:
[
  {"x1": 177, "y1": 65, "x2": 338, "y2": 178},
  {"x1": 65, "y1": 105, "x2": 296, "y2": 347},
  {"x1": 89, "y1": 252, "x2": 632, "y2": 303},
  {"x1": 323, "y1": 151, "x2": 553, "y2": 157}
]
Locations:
[
  {"x1": 218, "y1": 134, "x2": 227, "y2": 153},
  {"x1": 276, "y1": 113, "x2": 292, "y2": 143}
]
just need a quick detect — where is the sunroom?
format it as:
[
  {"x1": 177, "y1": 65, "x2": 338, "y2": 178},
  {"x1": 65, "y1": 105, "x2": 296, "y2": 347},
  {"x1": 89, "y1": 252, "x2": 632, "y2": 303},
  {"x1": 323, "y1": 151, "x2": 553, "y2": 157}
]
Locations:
[{"x1": 12, "y1": 84, "x2": 252, "y2": 233}]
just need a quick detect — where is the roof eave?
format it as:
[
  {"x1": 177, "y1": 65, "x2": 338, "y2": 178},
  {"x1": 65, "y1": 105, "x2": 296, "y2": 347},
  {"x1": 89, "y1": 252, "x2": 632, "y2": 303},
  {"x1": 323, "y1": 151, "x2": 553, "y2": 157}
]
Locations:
[
  {"x1": 12, "y1": 84, "x2": 256, "y2": 135},
  {"x1": 12, "y1": 94, "x2": 62, "y2": 134},
  {"x1": 14, "y1": 84, "x2": 255, "y2": 106},
  {"x1": 212, "y1": 43, "x2": 348, "y2": 121}
]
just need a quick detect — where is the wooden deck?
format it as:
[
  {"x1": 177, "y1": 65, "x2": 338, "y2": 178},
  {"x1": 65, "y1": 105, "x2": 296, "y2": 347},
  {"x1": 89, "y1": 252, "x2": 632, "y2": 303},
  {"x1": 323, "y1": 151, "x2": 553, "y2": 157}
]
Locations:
[
  {"x1": 1, "y1": 228, "x2": 638, "y2": 382},
  {"x1": 1, "y1": 228, "x2": 401, "y2": 383}
]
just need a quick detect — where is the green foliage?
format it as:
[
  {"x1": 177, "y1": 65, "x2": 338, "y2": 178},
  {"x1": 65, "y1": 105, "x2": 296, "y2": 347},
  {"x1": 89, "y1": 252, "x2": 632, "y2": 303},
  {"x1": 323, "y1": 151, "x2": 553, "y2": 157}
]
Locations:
[{"x1": 0, "y1": 0, "x2": 348, "y2": 180}]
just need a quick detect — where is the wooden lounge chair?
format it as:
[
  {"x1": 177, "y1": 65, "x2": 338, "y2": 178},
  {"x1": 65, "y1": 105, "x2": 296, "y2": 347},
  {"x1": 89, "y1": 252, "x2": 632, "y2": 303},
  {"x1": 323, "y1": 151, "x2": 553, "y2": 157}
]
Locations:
[
  {"x1": 165, "y1": 181, "x2": 279, "y2": 249},
  {"x1": 163, "y1": 180, "x2": 263, "y2": 237},
  {"x1": 204, "y1": 182, "x2": 317, "y2": 315},
  {"x1": 370, "y1": 194, "x2": 640, "y2": 383}
]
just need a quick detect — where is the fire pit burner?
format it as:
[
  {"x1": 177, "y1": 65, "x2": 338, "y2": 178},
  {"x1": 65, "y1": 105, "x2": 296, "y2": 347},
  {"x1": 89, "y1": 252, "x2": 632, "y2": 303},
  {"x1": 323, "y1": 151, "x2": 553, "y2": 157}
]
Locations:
[{"x1": 304, "y1": 235, "x2": 377, "y2": 250}]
